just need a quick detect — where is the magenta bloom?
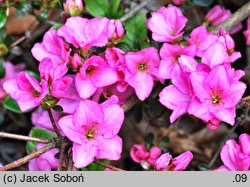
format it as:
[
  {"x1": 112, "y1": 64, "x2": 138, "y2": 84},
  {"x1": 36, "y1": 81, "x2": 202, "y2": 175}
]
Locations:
[
  {"x1": 173, "y1": 0, "x2": 185, "y2": 5},
  {"x1": 187, "y1": 26, "x2": 218, "y2": 58},
  {"x1": 75, "y1": 56, "x2": 117, "y2": 99},
  {"x1": 147, "y1": 5, "x2": 187, "y2": 42},
  {"x1": 170, "y1": 151, "x2": 193, "y2": 171},
  {"x1": 3, "y1": 72, "x2": 48, "y2": 112},
  {"x1": 154, "y1": 153, "x2": 172, "y2": 171},
  {"x1": 58, "y1": 98, "x2": 124, "y2": 168},
  {"x1": 107, "y1": 20, "x2": 124, "y2": 41},
  {"x1": 147, "y1": 146, "x2": 162, "y2": 165},
  {"x1": 125, "y1": 47, "x2": 160, "y2": 101},
  {"x1": 188, "y1": 65, "x2": 246, "y2": 125},
  {"x1": 0, "y1": 61, "x2": 25, "y2": 99},
  {"x1": 32, "y1": 29, "x2": 70, "y2": 69},
  {"x1": 130, "y1": 144, "x2": 149, "y2": 163},
  {"x1": 215, "y1": 133, "x2": 250, "y2": 171},
  {"x1": 243, "y1": 17, "x2": 250, "y2": 46},
  {"x1": 65, "y1": 0, "x2": 83, "y2": 16},
  {"x1": 158, "y1": 43, "x2": 196, "y2": 79},
  {"x1": 58, "y1": 17, "x2": 109, "y2": 51},
  {"x1": 159, "y1": 57, "x2": 196, "y2": 123},
  {"x1": 29, "y1": 144, "x2": 59, "y2": 171}
]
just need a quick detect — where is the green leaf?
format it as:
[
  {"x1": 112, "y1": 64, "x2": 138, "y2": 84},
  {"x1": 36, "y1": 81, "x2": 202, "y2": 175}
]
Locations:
[
  {"x1": 26, "y1": 141, "x2": 36, "y2": 154},
  {"x1": 0, "y1": 9, "x2": 7, "y2": 28},
  {"x1": 109, "y1": 0, "x2": 124, "y2": 18},
  {"x1": 26, "y1": 128, "x2": 56, "y2": 154},
  {"x1": 31, "y1": 128, "x2": 57, "y2": 139},
  {"x1": 121, "y1": 12, "x2": 148, "y2": 50},
  {"x1": 3, "y1": 97, "x2": 22, "y2": 113},
  {"x1": 85, "y1": 0, "x2": 110, "y2": 17},
  {"x1": 145, "y1": 133, "x2": 154, "y2": 151},
  {"x1": 116, "y1": 42, "x2": 133, "y2": 52},
  {"x1": 52, "y1": 24, "x2": 62, "y2": 30},
  {"x1": 37, "y1": 11, "x2": 48, "y2": 22},
  {"x1": 198, "y1": 163, "x2": 209, "y2": 171},
  {"x1": 158, "y1": 136, "x2": 170, "y2": 149},
  {"x1": 53, "y1": 105, "x2": 63, "y2": 112},
  {"x1": 0, "y1": 58, "x2": 5, "y2": 78},
  {"x1": 82, "y1": 159, "x2": 110, "y2": 171},
  {"x1": 0, "y1": 28, "x2": 6, "y2": 42}
]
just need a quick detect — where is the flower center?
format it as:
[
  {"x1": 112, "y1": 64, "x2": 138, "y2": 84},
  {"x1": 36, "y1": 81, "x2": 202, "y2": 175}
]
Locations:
[
  {"x1": 85, "y1": 125, "x2": 98, "y2": 140},
  {"x1": 138, "y1": 63, "x2": 147, "y2": 71},
  {"x1": 212, "y1": 95, "x2": 220, "y2": 104}
]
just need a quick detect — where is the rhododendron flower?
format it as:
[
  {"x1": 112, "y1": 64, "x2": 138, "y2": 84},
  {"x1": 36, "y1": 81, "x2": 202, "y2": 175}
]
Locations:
[
  {"x1": 65, "y1": 0, "x2": 83, "y2": 16},
  {"x1": 170, "y1": 151, "x2": 193, "y2": 171},
  {"x1": 125, "y1": 47, "x2": 160, "y2": 101},
  {"x1": 0, "y1": 61, "x2": 25, "y2": 99},
  {"x1": 205, "y1": 5, "x2": 242, "y2": 34},
  {"x1": 105, "y1": 47, "x2": 128, "y2": 92},
  {"x1": 32, "y1": 29, "x2": 70, "y2": 68},
  {"x1": 147, "y1": 146, "x2": 162, "y2": 165},
  {"x1": 58, "y1": 17, "x2": 110, "y2": 52},
  {"x1": 188, "y1": 65, "x2": 246, "y2": 126},
  {"x1": 108, "y1": 20, "x2": 124, "y2": 41},
  {"x1": 158, "y1": 43, "x2": 196, "y2": 79},
  {"x1": 58, "y1": 98, "x2": 124, "y2": 168},
  {"x1": 154, "y1": 153, "x2": 172, "y2": 171},
  {"x1": 147, "y1": 5, "x2": 187, "y2": 42},
  {"x1": 215, "y1": 133, "x2": 250, "y2": 171},
  {"x1": 75, "y1": 56, "x2": 118, "y2": 99},
  {"x1": 159, "y1": 59, "x2": 195, "y2": 123},
  {"x1": 29, "y1": 144, "x2": 59, "y2": 171},
  {"x1": 187, "y1": 26, "x2": 218, "y2": 58},
  {"x1": 3, "y1": 72, "x2": 48, "y2": 111},
  {"x1": 130, "y1": 144, "x2": 149, "y2": 163},
  {"x1": 243, "y1": 17, "x2": 250, "y2": 46}
]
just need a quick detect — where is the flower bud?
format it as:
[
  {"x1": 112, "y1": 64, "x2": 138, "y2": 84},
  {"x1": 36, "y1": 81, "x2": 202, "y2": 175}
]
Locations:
[
  {"x1": 154, "y1": 153, "x2": 172, "y2": 171},
  {"x1": 108, "y1": 20, "x2": 124, "y2": 41},
  {"x1": 130, "y1": 144, "x2": 149, "y2": 163},
  {"x1": 0, "y1": 43, "x2": 9, "y2": 57},
  {"x1": 147, "y1": 146, "x2": 162, "y2": 165},
  {"x1": 170, "y1": 151, "x2": 193, "y2": 171},
  {"x1": 64, "y1": 0, "x2": 83, "y2": 17}
]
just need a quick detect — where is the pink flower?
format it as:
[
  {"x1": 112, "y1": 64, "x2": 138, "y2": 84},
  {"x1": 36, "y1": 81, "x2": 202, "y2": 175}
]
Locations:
[
  {"x1": 3, "y1": 72, "x2": 48, "y2": 112},
  {"x1": 147, "y1": 146, "x2": 162, "y2": 165},
  {"x1": 75, "y1": 56, "x2": 117, "y2": 99},
  {"x1": 170, "y1": 151, "x2": 193, "y2": 171},
  {"x1": 125, "y1": 47, "x2": 160, "y2": 101},
  {"x1": 243, "y1": 17, "x2": 250, "y2": 46},
  {"x1": 108, "y1": 20, "x2": 124, "y2": 41},
  {"x1": 159, "y1": 59, "x2": 195, "y2": 123},
  {"x1": 58, "y1": 97, "x2": 124, "y2": 168},
  {"x1": 130, "y1": 144, "x2": 149, "y2": 163},
  {"x1": 65, "y1": 0, "x2": 83, "y2": 16},
  {"x1": 158, "y1": 43, "x2": 196, "y2": 79},
  {"x1": 58, "y1": 17, "x2": 109, "y2": 51},
  {"x1": 215, "y1": 133, "x2": 250, "y2": 171},
  {"x1": 154, "y1": 153, "x2": 172, "y2": 171},
  {"x1": 188, "y1": 65, "x2": 246, "y2": 125},
  {"x1": 187, "y1": 26, "x2": 218, "y2": 58},
  {"x1": 0, "y1": 61, "x2": 25, "y2": 99},
  {"x1": 173, "y1": 0, "x2": 185, "y2": 5},
  {"x1": 32, "y1": 29, "x2": 70, "y2": 69},
  {"x1": 51, "y1": 77, "x2": 73, "y2": 98},
  {"x1": 147, "y1": 5, "x2": 187, "y2": 42},
  {"x1": 29, "y1": 144, "x2": 59, "y2": 171},
  {"x1": 205, "y1": 5, "x2": 242, "y2": 34}
]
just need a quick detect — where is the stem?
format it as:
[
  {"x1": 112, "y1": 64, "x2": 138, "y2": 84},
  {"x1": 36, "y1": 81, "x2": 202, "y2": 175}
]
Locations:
[
  {"x1": 0, "y1": 132, "x2": 50, "y2": 144},
  {"x1": 122, "y1": 95, "x2": 139, "y2": 112},
  {"x1": 10, "y1": 36, "x2": 27, "y2": 48},
  {"x1": 120, "y1": 0, "x2": 152, "y2": 22},
  {"x1": 212, "y1": 1, "x2": 250, "y2": 33},
  {"x1": 57, "y1": 140, "x2": 68, "y2": 171},
  {"x1": 94, "y1": 160, "x2": 125, "y2": 171},
  {"x1": 47, "y1": 108, "x2": 62, "y2": 140},
  {"x1": 0, "y1": 142, "x2": 56, "y2": 171}
]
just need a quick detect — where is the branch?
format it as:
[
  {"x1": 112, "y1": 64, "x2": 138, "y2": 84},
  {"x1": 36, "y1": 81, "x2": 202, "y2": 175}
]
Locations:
[
  {"x1": 122, "y1": 95, "x2": 139, "y2": 112},
  {"x1": 94, "y1": 160, "x2": 125, "y2": 171},
  {"x1": 0, "y1": 132, "x2": 50, "y2": 144},
  {"x1": 0, "y1": 142, "x2": 56, "y2": 171},
  {"x1": 48, "y1": 108, "x2": 62, "y2": 140},
  {"x1": 212, "y1": 1, "x2": 250, "y2": 33},
  {"x1": 120, "y1": 0, "x2": 152, "y2": 22}
]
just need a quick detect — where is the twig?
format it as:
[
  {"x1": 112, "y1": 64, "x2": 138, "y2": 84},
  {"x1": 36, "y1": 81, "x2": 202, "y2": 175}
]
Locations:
[
  {"x1": 120, "y1": 0, "x2": 152, "y2": 22},
  {"x1": 0, "y1": 132, "x2": 50, "y2": 144},
  {"x1": 212, "y1": 1, "x2": 250, "y2": 33},
  {"x1": 48, "y1": 108, "x2": 62, "y2": 140},
  {"x1": 10, "y1": 36, "x2": 27, "y2": 48},
  {"x1": 122, "y1": 95, "x2": 139, "y2": 112},
  {"x1": 57, "y1": 140, "x2": 68, "y2": 171},
  {"x1": 0, "y1": 142, "x2": 56, "y2": 171},
  {"x1": 208, "y1": 120, "x2": 246, "y2": 168},
  {"x1": 94, "y1": 160, "x2": 125, "y2": 171}
]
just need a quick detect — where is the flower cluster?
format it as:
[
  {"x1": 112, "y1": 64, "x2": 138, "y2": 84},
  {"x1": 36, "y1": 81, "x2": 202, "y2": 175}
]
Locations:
[
  {"x1": 130, "y1": 144, "x2": 193, "y2": 171},
  {"x1": 215, "y1": 133, "x2": 250, "y2": 171},
  {"x1": 147, "y1": 5, "x2": 246, "y2": 130}
]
